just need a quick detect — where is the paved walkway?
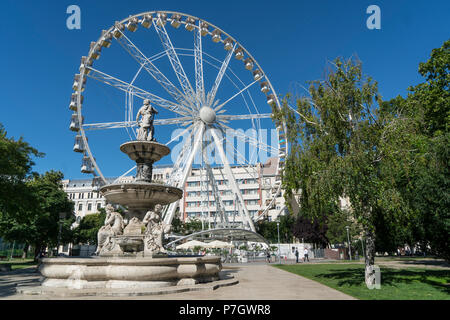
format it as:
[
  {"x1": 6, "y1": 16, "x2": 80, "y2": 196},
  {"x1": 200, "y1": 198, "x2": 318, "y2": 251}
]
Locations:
[{"x1": 0, "y1": 264, "x2": 355, "y2": 300}]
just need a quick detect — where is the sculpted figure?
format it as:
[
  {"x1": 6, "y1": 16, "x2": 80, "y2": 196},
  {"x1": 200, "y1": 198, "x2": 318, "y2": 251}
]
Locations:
[
  {"x1": 95, "y1": 204, "x2": 124, "y2": 255},
  {"x1": 143, "y1": 204, "x2": 171, "y2": 253},
  {"x1": 136, "y1": 99, "x2": 158, "y2": 141}
]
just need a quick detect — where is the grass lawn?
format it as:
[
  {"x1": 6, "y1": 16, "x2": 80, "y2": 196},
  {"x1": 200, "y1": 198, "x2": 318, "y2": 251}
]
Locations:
[
  {"x1": 275, "y1": 263, "x2": 450, "y2": 300},
  {"x1": 0, "y1": 259, "x2": 37, "y2": 270}
]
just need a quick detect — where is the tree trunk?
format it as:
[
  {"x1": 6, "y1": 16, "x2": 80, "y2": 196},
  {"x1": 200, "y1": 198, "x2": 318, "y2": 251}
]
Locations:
[
  {"x1": 364, "y1": 229, "x2": 377, "y2": 287},
  {"x1": 33, "y1": 243, "x2": 43, "y2": 262},
  {"x1": 21, "y1": 245, "x2": 29, "y2": 259}
]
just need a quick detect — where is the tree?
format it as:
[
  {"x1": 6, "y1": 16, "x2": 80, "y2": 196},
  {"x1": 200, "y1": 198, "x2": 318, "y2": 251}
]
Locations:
[
  {"x1": 325, "y1": 210, "x2": 362, "y2": 246},
  {"x1": 72, "y1": 208, "x2": 106, "y2": 245},
  {"x1": 0, "y1": 124, "x2": 42, "y2": 256},
  {"x1": 0, "y1": 170, "x2": 74, "y2": 260},
  {"x1": 170, "y1": 216, "x2": 204, "y2": 235},
  {"x1": 0, "y1": 123, "x2": 43, "y2": 226},
  {"x1": 383, "y1": 40, "x2": 449, "y2": 260},
  {"x1": 26, "y1": 171, "x2": 74, "y2": 258},
  {"x1": 256, "y1": 214, "x2": 295, "y2": 243},
  {"x1": 273, "y1": 57, "x2": 412, "y2": 286},
  {"x1": 291, "y1": 215, "x2": 328, "y2": 247}
]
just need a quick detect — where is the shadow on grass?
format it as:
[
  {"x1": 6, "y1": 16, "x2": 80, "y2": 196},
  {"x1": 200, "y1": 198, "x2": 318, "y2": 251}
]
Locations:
[
  {"x1": 401, "y1": 260, "x2": 450, "y2": 268},
  {"x1": 315, "y1": 267, "x2": 450, "y2": 295}
]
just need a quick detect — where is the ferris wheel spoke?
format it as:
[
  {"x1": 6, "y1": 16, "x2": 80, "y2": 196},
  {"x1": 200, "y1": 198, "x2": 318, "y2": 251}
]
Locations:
[
  {"x1": 164, "y1": 123, "x2": 195, "y2": 146},
  {"x1": 210, "y1": 128, "x2": 256, "y2": 232},
  {"x1": 152, "y1": 18, "x2": 196, "y2": 105},
  {"x1": 194, "y1": 22, "x2": 205, "y2": 105},
  {"x1": 214, "y1": 80, "x2": 259, "y2": 113},
  {"x1": 161, "y1": 124, "x2": 198, "y2": 222},
  {"x1": 201, "y1": 142, "x2": 229, "y2": 225},
  {"x1": 82, "y1": 117, "x2": 193, "y2": 131},
  {"x1": 87, "y1": 67, "x2": 191, "y2": 116},
  {"x1": 114, "y1": 29, "x2": 195, "y2": 111},
  {"x1": 166, "y1": 126, "x2": 196, "y2": 186},
  {"x1": 163, "y1": 123, "x2": 205, "y2": 225},
  {"x1": 206, "y1": 43, "x2": 236, "y2": 107},
  {"x1": 217, "y1": 122, "x2": 278, "y2": 157},
  {"x1": 216, "y1": 113, "x2": 272, "y2": 121},
  {"x1": 113, "y1": 165, "x2": 137, "y2": 183}
]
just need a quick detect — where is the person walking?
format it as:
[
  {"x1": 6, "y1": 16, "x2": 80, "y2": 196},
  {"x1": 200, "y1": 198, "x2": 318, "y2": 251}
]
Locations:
[
  {"x1": 295, "y1": 249, "x2": 299, "y2": 263},
  {"x1": 303, "y1": 247, "x2": 309, "y2": 262},
  {"x1": 266, "y1": 250, "x2": 271, "y2": 263}
]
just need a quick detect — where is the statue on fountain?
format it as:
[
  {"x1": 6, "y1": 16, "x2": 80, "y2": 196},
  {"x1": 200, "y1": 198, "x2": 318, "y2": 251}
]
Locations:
[
  {"x1": 143, "y1": 204, "x2": 171, "y2": 254},
  {"x1": 136, "y1": 99, "x2": 158, "y2": 142},
  {"x1": 95, "y1": 204, "x2": 124, "y2": 255}
]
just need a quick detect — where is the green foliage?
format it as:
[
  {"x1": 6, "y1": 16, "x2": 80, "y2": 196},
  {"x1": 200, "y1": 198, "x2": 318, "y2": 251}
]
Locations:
[
  {"x1": 0, "y1": 123, "x2": 43, "y2": 225},
  {"x1": 381, "y1": 40, "x2": 450, "y2": 260},
  {"x1": 274, "y1": 57, "x2": 395, "y2": 267},
  {"x1": 171, "y1": 216, "x2": 204, "y2": 235},
  {"x1": 256, "y1": 214, "x2": 295, "y2": 243},
  {"x1": 408, "y1": 39, "x2": 449, "y2": 136},
  {"x1": 325, "y1": 210, "x2": 362, "y2": 245},
  {"x1": 291, "y1": 215, "x2": 328, "y2": 247},
  {"x1": 0, "y1": 170, "x2": 74, "y2": 259},
  {"x1": 72, "y1": 208, "x2": 106, "y2": 245},
  {"x1": 0, "y1": 125, "x2": 75, "y2": 258}
]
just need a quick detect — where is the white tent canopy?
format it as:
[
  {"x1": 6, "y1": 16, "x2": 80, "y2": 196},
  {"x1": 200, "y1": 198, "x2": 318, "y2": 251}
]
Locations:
[
  {"x1": 176, "y1": 240, "x2": 208, "y2": 250},
  {"x1": 205, "y1": 240, "x2": 234, "y2": 249}
]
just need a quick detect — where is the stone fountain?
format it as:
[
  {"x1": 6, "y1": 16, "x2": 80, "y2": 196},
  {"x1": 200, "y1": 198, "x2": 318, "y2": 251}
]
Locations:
[{"x1": 33, "y1": 100, "x2": 225, "y2": 293}]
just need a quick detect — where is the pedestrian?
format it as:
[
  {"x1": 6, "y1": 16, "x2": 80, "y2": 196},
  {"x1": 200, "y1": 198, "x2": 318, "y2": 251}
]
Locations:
[
  {"x1": 266, "y1": 250, "x2": 271, "y2": 263},
  {"x1": 295, "y1": 249, "x2": 299, "y2": 263},
  {"x1": 303, "y1": 247, "x2": 309, "y2": 262}
]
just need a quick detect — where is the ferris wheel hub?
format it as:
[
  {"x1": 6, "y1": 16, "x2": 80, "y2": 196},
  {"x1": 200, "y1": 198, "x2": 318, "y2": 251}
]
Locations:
[{"x1": 199, "y1": 106, "x2": 216, "y2": 124}]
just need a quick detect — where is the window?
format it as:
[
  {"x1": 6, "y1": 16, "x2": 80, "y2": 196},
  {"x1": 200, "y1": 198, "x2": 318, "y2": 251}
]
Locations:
[
  {"x1": 97, "y1": 203, "x2": 101, "y2": 210},
  {"x1": 88, "y1": 203, "x2": 92, "y2": 211},
  {"x1": 187, "y1": 201, "x2": 200, "y2": 207},
  {"x1": 78, "y1": 203, "x2": 83, "y2": 211},
  {"x1": 76, "y1": 216, "x2": 81, "y2": 223}
]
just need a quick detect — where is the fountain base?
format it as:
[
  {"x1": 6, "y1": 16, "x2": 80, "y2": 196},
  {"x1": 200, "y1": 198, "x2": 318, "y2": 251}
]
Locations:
[{"x1": 37, "y1": 256, "x2": 222, "y2": 290}]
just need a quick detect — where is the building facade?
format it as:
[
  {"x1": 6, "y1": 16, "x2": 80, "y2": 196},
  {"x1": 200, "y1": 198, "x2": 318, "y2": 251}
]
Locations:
[{"x1": 63, "y1": 158, "x2": 286, "y2": 227}]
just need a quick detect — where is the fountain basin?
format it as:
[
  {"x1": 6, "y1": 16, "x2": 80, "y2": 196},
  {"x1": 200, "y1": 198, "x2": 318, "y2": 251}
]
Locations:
[
  {"x1": 100, "y1": 182, "x2": 182, "y2": 215},
  {"x1": 38, "y1": 256, "x2": 222, "y2": 289},
  {"x1": 120, "y1": 141, "x2": 170, "y2": 162},
  {"x1": 115, "y1": 235, "x2": 145, "y2": 253}
]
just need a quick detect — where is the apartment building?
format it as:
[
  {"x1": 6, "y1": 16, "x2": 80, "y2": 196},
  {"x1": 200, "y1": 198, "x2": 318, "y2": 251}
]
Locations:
[{"x1": 63, "y1": 158, "x2": 286, "y2": 226}]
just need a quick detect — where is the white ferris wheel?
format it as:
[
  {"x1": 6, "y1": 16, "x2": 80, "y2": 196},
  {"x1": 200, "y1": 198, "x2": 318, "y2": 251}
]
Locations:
[{"x1": 69, "y1": 11, "x2": 288, "y2": 232}]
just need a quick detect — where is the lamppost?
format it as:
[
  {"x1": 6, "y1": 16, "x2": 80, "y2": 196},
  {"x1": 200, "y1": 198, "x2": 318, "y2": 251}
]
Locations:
[
  {"x1": 346, "y1": 226, "x2": 352, "y2": 260},
  {"x1": 57, "y1": 212, "x2": 66, "y2": 256},
  {"x1": 277, "y1": 220, "x2": 281, "y2": 264}
]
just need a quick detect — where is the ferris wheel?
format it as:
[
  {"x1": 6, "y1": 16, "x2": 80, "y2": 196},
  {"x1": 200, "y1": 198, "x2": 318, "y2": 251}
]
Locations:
[{"x1": 69, "y1": 11, "x2": 288, "y2": 232}]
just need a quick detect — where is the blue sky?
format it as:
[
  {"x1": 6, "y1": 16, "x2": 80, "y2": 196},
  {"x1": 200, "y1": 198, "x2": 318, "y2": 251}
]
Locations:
[{"x1": 0, "y1": 0, "x2": 448, "y2": 180}]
